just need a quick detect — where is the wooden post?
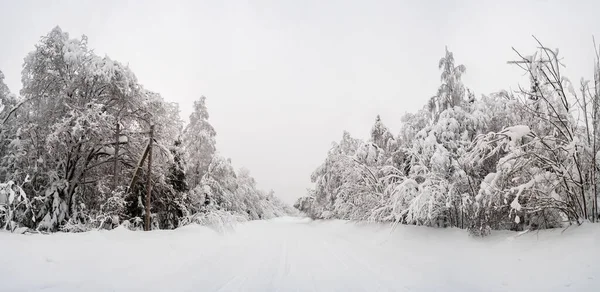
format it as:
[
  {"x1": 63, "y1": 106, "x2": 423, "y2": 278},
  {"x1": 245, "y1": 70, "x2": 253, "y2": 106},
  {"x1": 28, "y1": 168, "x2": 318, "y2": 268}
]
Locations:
[
  {"x1": 145, "y1": 125, "x2": 155, "y2": 231},
  {"x1": 113, "y1": 121, "x2": 120, "y2": 191},
  {"x1": 126, "y1": 140, "x2": 151, "y2": 194}
]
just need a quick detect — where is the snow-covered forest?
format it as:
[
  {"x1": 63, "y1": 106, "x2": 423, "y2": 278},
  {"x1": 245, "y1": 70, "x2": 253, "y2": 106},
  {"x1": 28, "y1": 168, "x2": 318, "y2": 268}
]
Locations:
[
  {"x1": 295, "y1": 42, "x2": 600, "y2": 236},
  {"x1": 0, "y1": 27, "x2": 294, "y2": 233},
  {"x1": 1, "y1": 16, "x2": 600, "y2": 291},
  {"x1": 2, "y1": 27, "x2": 600, "y2": 238}
]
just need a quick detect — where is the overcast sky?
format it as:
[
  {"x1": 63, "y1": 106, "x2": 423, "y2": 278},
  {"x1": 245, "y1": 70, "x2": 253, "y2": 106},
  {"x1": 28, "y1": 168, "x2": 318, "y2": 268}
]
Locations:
[{"x1": 1, "y1": 0, "x2": 599, "y2": 204}]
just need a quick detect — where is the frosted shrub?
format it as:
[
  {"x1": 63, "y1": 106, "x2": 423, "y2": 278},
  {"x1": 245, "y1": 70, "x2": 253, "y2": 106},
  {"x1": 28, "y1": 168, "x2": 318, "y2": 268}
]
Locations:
[{"x1": 0, "y1": 180, "x2": 31, "y2": 231}]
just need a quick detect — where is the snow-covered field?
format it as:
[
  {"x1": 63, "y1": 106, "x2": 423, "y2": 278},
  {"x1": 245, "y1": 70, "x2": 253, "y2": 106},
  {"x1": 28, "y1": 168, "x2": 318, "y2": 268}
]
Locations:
[{"x1": 0, "y1": 217, "x2": 598, "y2": 292}]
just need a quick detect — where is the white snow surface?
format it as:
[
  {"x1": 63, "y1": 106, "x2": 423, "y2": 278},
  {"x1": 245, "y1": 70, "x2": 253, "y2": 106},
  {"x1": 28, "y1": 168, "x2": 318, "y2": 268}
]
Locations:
[{"x1": 1, "y1": 217, "x2": 599, "y2": 292}]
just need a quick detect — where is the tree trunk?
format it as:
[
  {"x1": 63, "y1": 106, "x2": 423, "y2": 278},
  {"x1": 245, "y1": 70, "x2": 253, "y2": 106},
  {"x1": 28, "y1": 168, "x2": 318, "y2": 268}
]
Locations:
[
  {"x1": 113, "y1": 121, "x2": 120, "y2": 191},
  {"x1": 145, "y1": 125, "x2": 154, "y2": 231}
]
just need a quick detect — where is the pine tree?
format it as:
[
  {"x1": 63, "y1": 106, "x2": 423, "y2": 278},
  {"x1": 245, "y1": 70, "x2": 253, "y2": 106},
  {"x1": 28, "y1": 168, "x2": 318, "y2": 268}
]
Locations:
[{"x1": 167, "y1": 139, "x2": 188, "y2": 193}]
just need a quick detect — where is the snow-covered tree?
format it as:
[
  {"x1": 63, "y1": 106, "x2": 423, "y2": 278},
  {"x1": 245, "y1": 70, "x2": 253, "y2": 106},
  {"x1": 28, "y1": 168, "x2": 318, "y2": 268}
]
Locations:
[
  {"x1": 12, "y1": 27, "x2": 138, "y2": 229},
  {"x1": 0, "y1": 71, "x2": 20, "y2": 181},
  {"x1": 428, "y1": 47, "x2": 467, "y2": 121},
  {"x1": 183, "y1": 96, "x2": 216, "y2": 189},
  {"x1": 308, "y1": 131, "x2": 363, "y2": 218},
  {"x1": 464, "y1": 42, "x2": 600, "y2": 233},
  {"x1": 370, "y1": 115, "x2": 396, "y2": 152}
]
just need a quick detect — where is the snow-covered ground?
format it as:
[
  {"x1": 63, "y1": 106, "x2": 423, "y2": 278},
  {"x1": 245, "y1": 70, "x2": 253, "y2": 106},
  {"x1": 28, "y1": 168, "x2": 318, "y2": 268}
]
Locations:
[{"x1": 1, "y1": 217, "x2": 598, "y2": 292}]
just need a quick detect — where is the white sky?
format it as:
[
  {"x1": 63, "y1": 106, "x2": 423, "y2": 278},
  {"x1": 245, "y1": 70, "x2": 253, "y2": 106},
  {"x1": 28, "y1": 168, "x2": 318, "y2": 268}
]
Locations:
[{"x1": 1, "y1": 0, "x2": 599, "y2": 204}]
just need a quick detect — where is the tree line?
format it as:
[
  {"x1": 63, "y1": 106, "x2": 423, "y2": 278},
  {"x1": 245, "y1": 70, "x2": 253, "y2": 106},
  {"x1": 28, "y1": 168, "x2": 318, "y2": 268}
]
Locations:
[
  {"x1": 0, "y1": 27, "x2": 293, "y2": 232},
  {"x1": 295, "y1": 42, "x2": 600, "y2": 236}
]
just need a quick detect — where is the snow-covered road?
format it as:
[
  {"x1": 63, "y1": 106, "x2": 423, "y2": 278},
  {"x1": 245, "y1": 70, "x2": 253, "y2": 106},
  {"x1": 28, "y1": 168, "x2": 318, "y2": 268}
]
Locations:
[{"x1": 1, "y1": 217, "x2": 599, "y2": 292}]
